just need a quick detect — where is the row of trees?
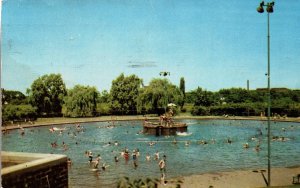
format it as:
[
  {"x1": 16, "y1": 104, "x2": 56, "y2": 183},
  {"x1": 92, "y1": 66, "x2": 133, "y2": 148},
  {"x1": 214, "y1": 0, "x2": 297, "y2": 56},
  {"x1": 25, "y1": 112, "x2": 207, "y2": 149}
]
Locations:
[
  {"x1": 2, "y1": 73, "x2": 300, "y2": 122},
  {"x1": 1, "y1": 73, "x2": 185, "y2": 121},
  {"x1": 188, "y1": 87, "x2": 300, "y2": 117}
]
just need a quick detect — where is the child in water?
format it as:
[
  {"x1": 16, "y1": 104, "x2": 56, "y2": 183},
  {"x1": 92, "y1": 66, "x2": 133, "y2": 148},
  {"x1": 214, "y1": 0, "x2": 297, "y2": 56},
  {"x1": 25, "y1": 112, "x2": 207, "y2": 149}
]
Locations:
[{"x1": 94, "y1": 154, "x2": 101, "y2": 169}]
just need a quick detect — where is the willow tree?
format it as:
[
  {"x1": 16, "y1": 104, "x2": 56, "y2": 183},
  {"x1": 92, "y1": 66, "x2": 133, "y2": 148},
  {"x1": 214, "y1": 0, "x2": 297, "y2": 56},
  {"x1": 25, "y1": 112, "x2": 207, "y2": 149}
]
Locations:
[
  {"x1": 62, "y1": 85, "x2": 99, "y2": 117},
  {"x1": 137, "y1": 78, "x2": 183, "y2": 115},
  {"x1": 110, "y1": 73, "x2": 142, "y2": 115},
  {"x1": 27, "y1": 74, "x2": 66, "y2": 116}
]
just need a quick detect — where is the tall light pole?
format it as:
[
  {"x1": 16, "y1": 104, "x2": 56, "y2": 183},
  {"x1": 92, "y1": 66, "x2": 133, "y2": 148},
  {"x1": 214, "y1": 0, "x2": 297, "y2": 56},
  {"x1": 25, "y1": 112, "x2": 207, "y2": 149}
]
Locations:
[{"x1": 257, "y1": 1, "x2": 274, "y2": 186}]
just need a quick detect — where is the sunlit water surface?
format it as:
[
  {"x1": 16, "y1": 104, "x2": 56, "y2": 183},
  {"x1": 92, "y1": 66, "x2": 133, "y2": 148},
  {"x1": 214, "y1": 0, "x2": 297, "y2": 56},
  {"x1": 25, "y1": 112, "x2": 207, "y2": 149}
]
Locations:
[{"x1": 2, "y1": 119, "x2": 300, "y2": 187}]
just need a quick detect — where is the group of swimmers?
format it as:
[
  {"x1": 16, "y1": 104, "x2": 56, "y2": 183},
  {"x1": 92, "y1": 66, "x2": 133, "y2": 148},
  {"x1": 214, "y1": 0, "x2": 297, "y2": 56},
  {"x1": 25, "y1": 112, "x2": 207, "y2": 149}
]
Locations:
[
  {"x1": 98, "y1": 124, "x2": 116, "y2": 129},
  {"x1": 242, "y1": 142, "x2": 261, "y2": 151},
  {"x1": 272, "y1": 136, "x2": 290, "y2": 142},
  {"x1": 48, "y1": 124, "x2": 86, "y2": 151},
  {"x1": 50, "y1": 141, "x2": 68, "y2": 151},
  {"x1": 103, "y1": 141, "x2": 119, "y2": 147},
  {"x1": 45, "y1": 124, "x2": 291, "y2": 157},
  {"x1": 119, "y1": 147, "x2": 141, "y2": 168},
  {"x1": 49, "y1": 124, "x2": 85, "y2": 134},
  {"x1": 85, "y1": 147, "x2": 167, "y2": 175},
  {"x1": 85, "y1": 151, "x2": 109, "y2": 171}
]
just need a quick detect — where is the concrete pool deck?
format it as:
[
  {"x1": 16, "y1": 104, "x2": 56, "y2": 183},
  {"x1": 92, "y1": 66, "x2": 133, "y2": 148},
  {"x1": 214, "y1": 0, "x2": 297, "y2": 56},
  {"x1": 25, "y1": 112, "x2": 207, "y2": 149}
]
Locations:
[
  {"x1": 2, "y1": 115, "x2": 300, "y2": 131},
  {"x1": 159, "y1": 166, "x2": 300, "y2": 188}
]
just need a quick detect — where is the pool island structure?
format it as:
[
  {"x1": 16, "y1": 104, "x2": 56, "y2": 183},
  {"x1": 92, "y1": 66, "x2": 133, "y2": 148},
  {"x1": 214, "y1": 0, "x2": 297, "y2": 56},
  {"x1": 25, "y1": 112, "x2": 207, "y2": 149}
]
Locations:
[{"x1": 143, "y1": 114, "x2": 188, "y2": 136}]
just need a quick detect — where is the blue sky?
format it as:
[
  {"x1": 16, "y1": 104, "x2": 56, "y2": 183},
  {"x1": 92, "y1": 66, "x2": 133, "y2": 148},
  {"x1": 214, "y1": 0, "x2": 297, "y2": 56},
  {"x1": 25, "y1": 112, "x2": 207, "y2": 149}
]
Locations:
[{"x1": 1, "y1": 0, "x2": 300, "y2": 93}]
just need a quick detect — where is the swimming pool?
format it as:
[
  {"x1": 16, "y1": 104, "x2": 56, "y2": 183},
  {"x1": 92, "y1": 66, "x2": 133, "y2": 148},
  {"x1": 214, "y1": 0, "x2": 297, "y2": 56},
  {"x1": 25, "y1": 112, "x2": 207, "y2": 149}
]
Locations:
[{"x1": 2, "y1": 119, "x2": 300, "y2": 187}]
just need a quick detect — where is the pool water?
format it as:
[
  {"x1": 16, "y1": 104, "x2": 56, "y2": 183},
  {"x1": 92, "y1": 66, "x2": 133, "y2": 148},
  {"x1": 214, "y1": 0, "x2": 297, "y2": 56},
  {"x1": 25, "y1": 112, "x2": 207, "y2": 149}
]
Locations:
[{"x1": 2, "y1": 119, "x2": 300, "y2": 187}]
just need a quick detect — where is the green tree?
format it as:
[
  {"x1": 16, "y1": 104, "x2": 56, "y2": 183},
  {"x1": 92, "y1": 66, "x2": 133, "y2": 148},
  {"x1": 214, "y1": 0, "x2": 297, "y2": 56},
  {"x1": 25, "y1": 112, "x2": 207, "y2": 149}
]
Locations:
[
  {"x1": 137, "y1": 78, "x2": 183, "y2": 115},
  {"x1": 98, "y1": 90, "x2": 110, "y2": 103},
  {"x1": 290, "y1": 90, "x2": 300, "y2": 102},
  {"x1": 2, "y1": 89, "x2": 27, "y2": 105},
  {"x1": 1, "y1": 89, "x2": 37, "y2": 122},
  {"x1": 62, "y1": 85, "x2": 99, "y2": 117},
  {"x1": 27, "y1": 74, "x2": 66, "y2": 116},
  {"x1": 110, "y1": 73, "x2": 142, "y2": 115},
  {"x1": 185, "y1": 91, "x2": 197, "y2": 104},
  {"x1": 97, "y1": 90, "x2": 111, "y2": 116},
  {"x1": 2, "y1": 104, "x2": 37, "y2": 122},
  {"x1": 191, "y1": 106, "x2": 209, "y2": 116},
  {"x1": 219, "y1": 88, "x2": 249, "y2": 103},
  {"x1": 248, "y1": 90, "x2": 266, "y2": 103},
  {"x1": 193, "y1": 87, "x2": 214, "y2": 107},
  {"x1": 179, "y1": 77, "x2": 185, "y2": 109}
]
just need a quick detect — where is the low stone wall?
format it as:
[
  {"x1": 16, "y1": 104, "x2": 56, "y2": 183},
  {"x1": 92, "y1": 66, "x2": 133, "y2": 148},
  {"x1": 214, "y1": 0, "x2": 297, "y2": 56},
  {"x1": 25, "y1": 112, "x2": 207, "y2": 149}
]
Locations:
[{"x1": 1, "y1": 151, "x2": 68, "y2": 188}]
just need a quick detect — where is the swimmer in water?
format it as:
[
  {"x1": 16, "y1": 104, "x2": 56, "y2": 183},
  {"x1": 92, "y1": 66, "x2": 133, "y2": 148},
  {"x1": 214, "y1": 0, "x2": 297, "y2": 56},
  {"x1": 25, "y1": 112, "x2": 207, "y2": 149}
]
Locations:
[
  {"x1": 243, "y1": 143, "x2": 249, "y2": 149},
  {"x1": 172, "y1": 139, "x2": 177, "y2": 145},
  {"x1": 160, "y1": 173, "x2": 167, "y2": 185},
  {"x1": 185, "y1": 141, "x2": 190, "y2": 146},
  {"x1": 102, "y1": 163, "x2": 109, "y2": 171},
  {"x1": 158, "y1": 158, "x2": 166, "y2": 173},
  {"x1": 114, "y1": 156, "x2": 119, "y2": 163},
  {"x1": 211, "y1": 139, "x2": 216, "y2": 144},
  {"x1": 154, "y1": 151, "x2": 159, "y2": 160},
  {"x1": 132, "y1": 150, "x2": 137, "y2": 161},
  {"x1": 146, "y1": 153, "x2": 151, "y2": 161},
  {"x1": 67, "y1": 158, "x2": 72, "y2": 167},
  {"x1": 136, "y1": 149, "x2": 140, "y2": 157},
  {"x1": 88, "y1": 151, "x2": 93, "y2": 164},
  {"x1": 149, "y1": 141, "x2": 155, "y2": 146},
  {"x1": 94, "y1": 154, "x2": 101, "y2": 169},
  {"x1": 255, "y1": 145, "x2": 260, "y2": 152},
  {"x1": 62, "y1": 142, "x2": 68, "y2": 151},
  {"x1": 133, "y1": 160, "x2": 138, "y2": 169},
  {"x1": 227, "y1": 138, "x2": 232, "y2": 144}
]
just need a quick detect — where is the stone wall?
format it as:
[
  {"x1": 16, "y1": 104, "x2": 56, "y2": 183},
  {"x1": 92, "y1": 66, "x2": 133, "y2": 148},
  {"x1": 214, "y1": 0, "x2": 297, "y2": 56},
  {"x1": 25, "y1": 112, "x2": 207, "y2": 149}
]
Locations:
[{"x1": 1, "y1": 151, "x2": 68, "y2": 188}]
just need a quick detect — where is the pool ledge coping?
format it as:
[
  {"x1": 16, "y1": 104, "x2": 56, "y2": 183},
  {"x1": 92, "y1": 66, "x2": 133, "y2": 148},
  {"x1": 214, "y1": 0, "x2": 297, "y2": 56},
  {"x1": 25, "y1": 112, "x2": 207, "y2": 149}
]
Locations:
[{"x1": 1, "y1": 151, "x2": 67, "y2": 177}]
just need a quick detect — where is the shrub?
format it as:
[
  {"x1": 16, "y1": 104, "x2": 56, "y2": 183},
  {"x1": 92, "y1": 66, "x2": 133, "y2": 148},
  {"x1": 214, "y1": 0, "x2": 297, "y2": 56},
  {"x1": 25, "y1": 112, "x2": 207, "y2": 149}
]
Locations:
[
  {"x1": 96, "y1": 103, "x2": 112, "y2": 116},
  {"x1": 180, "y1": 107, "x2": 187, "y2": 113},
  {"x1": 191, "y1": 106, "x2": 209, "y2": 116},
  {"x1": 2, "y1": 104, "x2": 37, "y2": 122}
]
